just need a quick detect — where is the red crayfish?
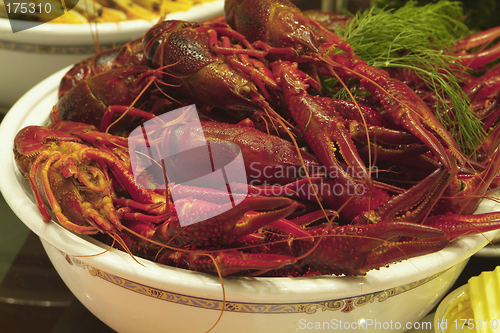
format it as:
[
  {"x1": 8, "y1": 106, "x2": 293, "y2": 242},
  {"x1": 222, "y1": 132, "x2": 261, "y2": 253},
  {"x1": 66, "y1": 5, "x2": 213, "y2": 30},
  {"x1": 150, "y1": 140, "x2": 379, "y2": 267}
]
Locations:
[{"x1": 12, "y1": 0, "x2": 500, "y2": 277}]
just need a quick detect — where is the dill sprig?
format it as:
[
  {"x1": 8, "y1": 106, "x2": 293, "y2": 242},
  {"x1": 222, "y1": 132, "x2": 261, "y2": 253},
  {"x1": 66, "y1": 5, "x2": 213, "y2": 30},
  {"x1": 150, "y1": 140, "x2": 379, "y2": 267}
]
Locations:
[{"x1": 334, "y1": 0, "x2": 485, "y2": 156}]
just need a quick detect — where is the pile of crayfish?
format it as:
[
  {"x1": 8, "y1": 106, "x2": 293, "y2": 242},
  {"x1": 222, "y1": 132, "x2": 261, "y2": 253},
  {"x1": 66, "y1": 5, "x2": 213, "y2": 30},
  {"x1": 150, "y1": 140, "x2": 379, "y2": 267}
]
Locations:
[{"x1": 13, "y1": 0, "x2": 500, "y2": 277}]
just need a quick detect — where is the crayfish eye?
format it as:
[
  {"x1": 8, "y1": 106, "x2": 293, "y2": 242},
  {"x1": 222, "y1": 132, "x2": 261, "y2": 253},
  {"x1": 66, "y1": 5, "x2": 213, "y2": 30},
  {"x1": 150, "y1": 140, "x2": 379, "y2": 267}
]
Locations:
[
  {"x1": 240, "y1": 85, "x2": 251, "y2": 96},
  {"x1": 318, "y1": 36, "x2": 325, "y2": 43},
  {"x1": 460, "y1": 180, "x2": 466, "y2": 191}
]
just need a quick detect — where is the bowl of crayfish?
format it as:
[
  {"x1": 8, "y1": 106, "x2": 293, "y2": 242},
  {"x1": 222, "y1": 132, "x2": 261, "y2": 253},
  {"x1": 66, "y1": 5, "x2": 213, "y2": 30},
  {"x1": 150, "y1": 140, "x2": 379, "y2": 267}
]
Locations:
[
  {"x1": 0, "y1": 0, "x2": 224, "y2": 111},
  {"x1": 2, "y1": 0, "x2": 500, "y2": 332}
]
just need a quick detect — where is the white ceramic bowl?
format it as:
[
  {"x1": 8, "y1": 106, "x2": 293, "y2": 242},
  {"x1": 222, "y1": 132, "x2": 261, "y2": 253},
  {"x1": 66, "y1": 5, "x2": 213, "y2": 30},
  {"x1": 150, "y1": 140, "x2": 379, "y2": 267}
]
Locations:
[
  {"x1": 1, "y1": 67, "x2": 500, "y2": 333},
  {"x1": 0, "y1": 0, "x2": 223, "y2": 112}
]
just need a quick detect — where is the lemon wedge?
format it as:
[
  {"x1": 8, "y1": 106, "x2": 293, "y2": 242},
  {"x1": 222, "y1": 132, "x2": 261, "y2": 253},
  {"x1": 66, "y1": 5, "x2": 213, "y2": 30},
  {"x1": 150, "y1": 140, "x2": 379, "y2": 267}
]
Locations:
[{"x1": 468, "y1": 266, "x2": 500, "y2": 333}]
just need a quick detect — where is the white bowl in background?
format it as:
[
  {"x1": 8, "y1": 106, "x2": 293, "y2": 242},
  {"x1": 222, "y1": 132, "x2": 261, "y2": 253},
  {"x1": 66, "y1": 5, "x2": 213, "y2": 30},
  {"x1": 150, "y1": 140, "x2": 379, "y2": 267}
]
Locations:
[
  {"x1": 0, "y1": 0, "x2": 223, "y2": 112},
  {"x1": 1, "y1": 67, "x2": 499, "y2": 333}
]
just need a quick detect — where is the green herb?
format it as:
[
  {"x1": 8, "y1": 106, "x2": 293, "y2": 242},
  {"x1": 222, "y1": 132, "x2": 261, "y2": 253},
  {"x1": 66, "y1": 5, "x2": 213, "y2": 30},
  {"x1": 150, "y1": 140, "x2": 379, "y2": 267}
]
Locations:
[
  {"x1": 321, "y1": 77, "x2": 364, "y2": 100},
  {"x1": 374, "y1": 0, "x2": 500, "y2": 32},
  {"x1": 334, "y1": 0, "x2": 485, "y2": 156}
]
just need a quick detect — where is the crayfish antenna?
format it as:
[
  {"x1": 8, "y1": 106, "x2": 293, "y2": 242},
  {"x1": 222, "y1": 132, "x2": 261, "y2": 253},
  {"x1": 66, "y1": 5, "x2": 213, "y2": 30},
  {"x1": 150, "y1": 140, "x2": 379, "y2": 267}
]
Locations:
[
  {"x1": 75, "y1": 232, "x2": 145, "y2": 267},
  {"x1": 120, "y1": 223, "x2": 228, "y2": 331}
]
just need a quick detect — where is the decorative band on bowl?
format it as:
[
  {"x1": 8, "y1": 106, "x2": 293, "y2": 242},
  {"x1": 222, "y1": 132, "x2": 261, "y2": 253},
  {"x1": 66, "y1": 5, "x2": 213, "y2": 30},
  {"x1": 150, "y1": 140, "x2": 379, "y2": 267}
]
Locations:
[
  {"x1": 0, "y1": 40, "x2": 119, "y2": 54},
  {"x1": 62, "y1": 251, "x2": 449, "y2": 314}
]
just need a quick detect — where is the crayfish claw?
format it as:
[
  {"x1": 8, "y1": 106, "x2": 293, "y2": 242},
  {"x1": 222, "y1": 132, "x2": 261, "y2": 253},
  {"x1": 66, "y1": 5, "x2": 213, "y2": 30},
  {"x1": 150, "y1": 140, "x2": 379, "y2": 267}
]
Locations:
[
  {"x1": 293, "y1": 222, "x2": 448, "y2": 276},
  {"x1": 157, "y1": 250, "x2": 297, "y2": 276},
  {"x1": 424, "y1": 211, "x2": 500, "y2": 241}
]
